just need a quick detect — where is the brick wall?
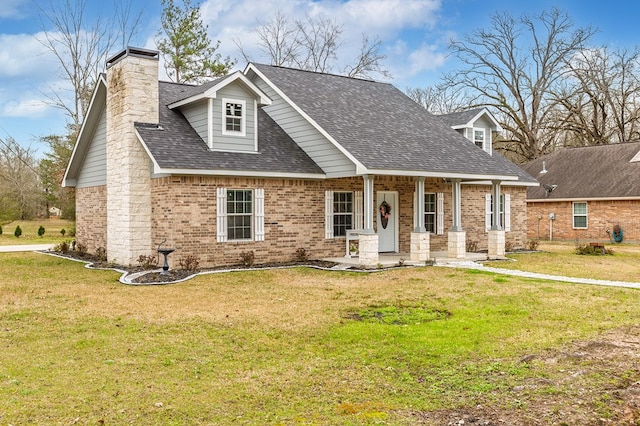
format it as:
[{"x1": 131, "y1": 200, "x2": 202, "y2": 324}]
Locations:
[
  {"x1": 148, "y1": 175, "x2": 529, "y2": 268},
  {"x1": 527, "y1": 199, "x2": 640, "y2": 242},
  {"x1": 76, "y1": 185, "x2": 107, "y2": 253}
]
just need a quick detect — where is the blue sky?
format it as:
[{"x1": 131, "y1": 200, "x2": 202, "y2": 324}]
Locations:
[{"x1": 1, "y1": 0, "x2": 639, "y2": 155}]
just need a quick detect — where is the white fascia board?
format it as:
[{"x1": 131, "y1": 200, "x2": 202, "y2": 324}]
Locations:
[
  {"x1": 168, "y1": 72, "x2": 272, "y2": 109},
  {"x1": 463, "y1": 180, "x2": 539, "y2": 187},
  {"x1": 245, "y1": 63, "x2": 365, "y2": 171},
  {"x1": 527, "y1": 196, "x2": 640, "y2": 203},
  {"x1": 470, "y1": 108, "x2": 503, "y2": 131},
  {"x1": 134, "y1": 128, "x2": 164, "y2": 174},
  {"x1": 63, "y1": 74, "x2": 107, "y2": 187},
  {"x1": 361, "y1": 168, "x2": 520, "y2": 181},
  {"x1": 151, "y1": 167, "x2": 327, "y2": 180}
]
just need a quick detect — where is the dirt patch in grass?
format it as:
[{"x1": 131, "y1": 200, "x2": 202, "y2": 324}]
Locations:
[{"x1": 397, "y1": 325, "x2": 640, "y2": 425}]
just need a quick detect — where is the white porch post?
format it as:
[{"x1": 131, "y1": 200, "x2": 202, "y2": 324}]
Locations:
[
  {"x1": 448, "y1": 179, "x2": 466, "y2": 259},
  {"x1": 488, "y1": 180, "x2": 506, "y2": 259},
  {"x1": 411, "y1": 177, "x2": 430, "y2": 262},
  {"x1": 359, "y1": 174, "x2": 379, "y2": 267}
]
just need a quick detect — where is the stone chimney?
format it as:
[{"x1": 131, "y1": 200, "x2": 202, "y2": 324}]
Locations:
[{"x1": 105, "y1": 47, "x2": 159, "y2": 265}]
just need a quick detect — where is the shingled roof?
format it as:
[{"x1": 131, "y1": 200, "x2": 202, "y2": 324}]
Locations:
[
  {"x1": 134, "y1": 81, "x2": 324, "y2": 176},
  {"x1": 438, "y1": 108, "x2": 487, "y2": 128},
  {"x1": 250, "y1": 64, "x2": 523, "y2": 179},
  {"x1": 521, "y1": 142, "x2": 640, "y2": 200}
]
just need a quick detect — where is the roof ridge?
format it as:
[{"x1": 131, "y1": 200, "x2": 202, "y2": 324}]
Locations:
[{"x1": 251, "y1": 62, "x2": 385, "y2": 84}]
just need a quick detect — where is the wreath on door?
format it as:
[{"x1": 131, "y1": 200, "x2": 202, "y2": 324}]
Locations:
[{"x1": 379, "y1": 200, "x2": 392, "y2": 229}]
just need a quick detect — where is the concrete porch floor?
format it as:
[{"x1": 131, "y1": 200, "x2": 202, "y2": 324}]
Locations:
[{"x1": 323, "y1": 251, "x2": 494, "y2": 268}]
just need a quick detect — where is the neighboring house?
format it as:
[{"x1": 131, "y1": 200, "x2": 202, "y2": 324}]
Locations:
[
  {"x1": 63, "y1": 47, "x2": 537, "y2": 268},
  {"x1": 521, "y1": 142, "x2": 640, "y2": 242}
]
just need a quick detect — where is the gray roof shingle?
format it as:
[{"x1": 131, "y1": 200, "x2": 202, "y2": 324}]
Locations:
[
  {"x1": 135, "y1": 81, "x2": 324, "y2": 175},
  {"x1": 252, "y1": 64, "x2": 521, "y2": 178},
  {"x1": 438, "y1": 108, "x2": 486, "y2": 128},
  {"x1": 522, "y1": 142, "x2": 640, "y2": 199}
]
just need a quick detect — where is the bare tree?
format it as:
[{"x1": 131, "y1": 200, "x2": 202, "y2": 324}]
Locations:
[
  {"x1": 405, "y1": 84, "x2": 473, "y2": 115},
  {"x1": 240, "y1": 11, "x2": 391, "y2": 79},
  {"x1": 557, "y1": 47, "x2": 640, "y2": 145},
  {"x1": 0, "y1": 137, "x2": 41, "y2": 220},
  {"x1": 445, "y1": 7, "x2": 595, "y2": 162},
  {"x1": 36, "y1": 0, "x2": 143, "y2": 134}
]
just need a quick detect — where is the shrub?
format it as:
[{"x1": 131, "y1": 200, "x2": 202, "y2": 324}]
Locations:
[
  {"x1": 68, "y1": 228, "x2": 76, "y2": 237},
  {"x1": 466, "y1": 239, "x2": 479, "y2": 252},
  {"x1": 574, "y1": 240, "x2": 613, "y2": 255},
  {"x1": 38, "y1": 225, "x2": 45, "y2": 237},
  {"x1": 137, "y1": 254, "x2": 158, "y2": 270},
  {"x1": 240, "y1": 251, "x2": 255, "y2": 267},
  {"x1": 95, "y1": 247, "x2": 107, "y2": 262},
  {"x1": 75, "y1": 242, "x2": 87, "y2": 256},
  {"x1": 505, "y1": 240, "x2": 514, "y2": 252},
  {"x1": 179, "y1": 255, "x2": 200, "y2": 272},
  {"x1": 53, "y1": 240, "x2": 70, "y2": 253},
  {"x1": 527, "y1": 239, "x2": 539, "y2": 251},
  {"x1": 295, "y1": 247, "x2": 309, "y2": 262},
  {"x1": 0, "y1": 225, "x2": 3, "y2": 235},
  {"x1": 14, "y1": 225, "x2": 22, "y2": 238},
  {"x1": 60, "y1": 229, "x2": 66, "y2": 237}
]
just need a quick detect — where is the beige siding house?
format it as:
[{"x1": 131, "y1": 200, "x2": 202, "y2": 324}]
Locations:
[{"x1": 64, "y1": 47, "x2": 537, "y2": 268}]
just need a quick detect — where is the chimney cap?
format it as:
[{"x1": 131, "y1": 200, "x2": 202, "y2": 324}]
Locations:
[{"x1": 106, "y1": 46, "x2": 159, "y2": 68}]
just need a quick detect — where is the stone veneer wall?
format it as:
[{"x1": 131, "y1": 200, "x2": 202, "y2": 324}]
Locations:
[
  {"x1": 76, "y1": 185, "x2": 107, "y2": 253},
  {"x1": 527, "y1": 199, "x2": 640, "y2": 242},
  {"x1": 105, "y1": 52, "x2": 158, "y2": 265},
  {"x1": 149, "y1": 175, "x2": 528, "y2": 267}
]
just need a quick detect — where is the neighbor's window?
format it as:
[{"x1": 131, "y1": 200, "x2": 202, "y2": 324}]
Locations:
[
  {"x1": 227, "y1": 189, "x2": 252, "y2": 240},
  {"x1": 223, "y1": 99, "x2": 245, "y2": 135},
  {"x1": 333, "y1": 192, "x2": 353, "y2": 237},
  {"x1": 424, "y1": 193, "x2": 436, "y2": 233},
  {"x1": 573, "y1": 202, "x2": 587, "y2": 228},
  {"x1": 474, "y1": 128, "x2": 485, "y2": 149}
]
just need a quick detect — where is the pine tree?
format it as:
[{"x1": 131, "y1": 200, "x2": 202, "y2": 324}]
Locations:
[
  {"x1": 156, "y1": 0, "x2": 235, "y2": 84},
  {"x1": 14, "y1": 225, "x2": 22, "y2": 238}
]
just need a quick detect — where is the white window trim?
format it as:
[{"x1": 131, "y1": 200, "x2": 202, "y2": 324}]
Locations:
[
  {"x1": 485, "y1": 193, "x2": 510, "y2": 232},
  {"x1": 326, "y1": 190, "x2": 362, "y2": 239},
  {"x1": 222, "y1": 98, "x2": 246, "y2": 137},
  {"x1": 216, "y1": 188, "x2": 264, "y2": 242},
  {"x1": 413, "y1": 191, "x2": 444, "y2": 235},
  {"x1": 572, "y1": 201, "x2": 588, "y2": 229},
  {"x1": 473, "y1": 128, "x2": 486, "y2": 150}
]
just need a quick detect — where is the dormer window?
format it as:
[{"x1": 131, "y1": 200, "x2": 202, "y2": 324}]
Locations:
[
  {"x1": 222, "y1": 98, "x2": 246, "y2": 136},
  {"x1": 473, "y1": 128, "x2": 485, "y2": 149}
]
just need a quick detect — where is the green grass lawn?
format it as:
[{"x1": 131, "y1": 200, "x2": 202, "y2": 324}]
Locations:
[
  {"x1": 1, "y1": 247, "x2": 639, "y2": 424},
  {"x1": 0, "y1": 219, "x2": 75, "y2": 245}
]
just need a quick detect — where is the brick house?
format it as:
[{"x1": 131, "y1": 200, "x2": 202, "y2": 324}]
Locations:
[
  {"x1": 63, "y1": 47, "x2": 537, "y2": 268},
  {"x1": 521, "y1": 142, "x2": 640, "y2": 243}
]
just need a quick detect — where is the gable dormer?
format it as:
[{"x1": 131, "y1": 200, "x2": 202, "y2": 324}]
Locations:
[
  {"x1": 168, "y1": 72, "x2": 271, "y2": 153},
  {"x1": 438, "y1": 108, "x2": 502, "y2": 155}
]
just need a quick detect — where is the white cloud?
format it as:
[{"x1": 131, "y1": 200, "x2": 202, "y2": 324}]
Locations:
[
  {"x1": 1, "y1": 97, "x2": 50, "y2": 118},
  {"x1": 0, "y1": 0, "x2": 28, "y2": 18},
  {"x1": 0, "y1": 32, "x2": 59, "y2": 78}
]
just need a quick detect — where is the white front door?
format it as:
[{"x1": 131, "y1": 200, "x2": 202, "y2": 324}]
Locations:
[{"x1": 376, "y1": 191, "x2": 398, "y2": 252}]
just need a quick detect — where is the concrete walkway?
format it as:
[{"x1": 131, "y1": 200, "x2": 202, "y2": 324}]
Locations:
[
  {"x1": 0, "y1": 244, "x2": 54, "y2": 252},
  {"x1": 439, "y1": 260, "x2": 640, "y2": 290}
]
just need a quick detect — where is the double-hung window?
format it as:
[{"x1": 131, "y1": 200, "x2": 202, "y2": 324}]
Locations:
[
  {"x1": 473, "y1": 128, "x2": 485, "y2": 149},
  {"x1": 573, "y1": 202, "x2": 587, "y2": 229},
  {"x1": 485, "y1": 194, "x2": 511, "y2": 231},
  {"x1": 222, "y1": 99, "x2": 246, "y2": 136},
  {"x1": 424, "y1": 193, "x2": 436, "y2": 233},
  {"x1": 227, "y1": 190, "x2": 252, "y2": 240},
  {"x1": 333, "y1": 192, "x2": 353, "y2": 237},
  {"x1": 217, "y1": 188, "x2": 264, "y2": 242}
]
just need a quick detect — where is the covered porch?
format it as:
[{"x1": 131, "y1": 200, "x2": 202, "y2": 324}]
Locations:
[
  {"x1": 345, "y1": 174, "x2": 511, "y2": 268},
  {"x1": 324, "y1": 250, "x2": 494, "y2": 268}
]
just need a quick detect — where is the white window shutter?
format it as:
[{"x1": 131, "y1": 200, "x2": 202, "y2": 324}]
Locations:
[
  {"x1": 354, "y1": 191, "x2": 363, "y2": 230},
  {"x1": 485, "y1": 193, "x2": 492, "y2": 232},
  {"x1": 325, "y1": 190, "x2": 334, "y2": 239},
  {"x1": 255, "y1": 188, "x2": 265, "y2": 241},
  {"x1": 504, "y1": 193, "x2": 511, "y2": 232},
  {"x1": 436, "y1": 192, "x2": 444, "y2": 235},
  {"x1": 216, "y1": 187, "x2": 227, "y2": 242}
]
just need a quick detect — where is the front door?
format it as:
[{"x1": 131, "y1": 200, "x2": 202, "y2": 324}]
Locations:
[{"x1": 376, "y1": 191, "x2": 398, "y2": 252}]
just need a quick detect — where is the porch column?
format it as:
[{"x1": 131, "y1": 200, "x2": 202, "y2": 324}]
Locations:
[
  {"x1": 411, "y1": 177, "x2": 430, "y2": 262},
  {"x1": 359, "y1": 174, "x2": 379, "y2": 267},
  {"x1": 448, "y1": 179, "x2": 466, "y2": 259},
  {"x1": 488, "y1": 180, "x2": 506, "y2": 259}
]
